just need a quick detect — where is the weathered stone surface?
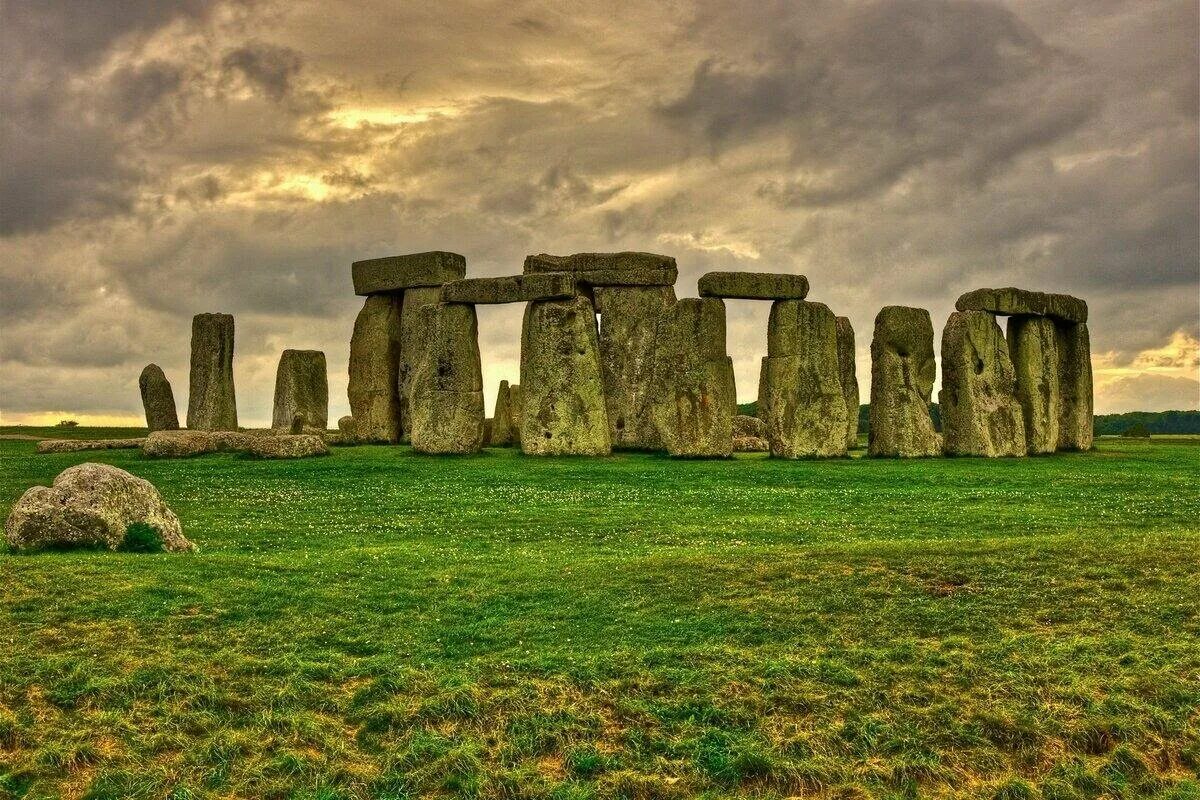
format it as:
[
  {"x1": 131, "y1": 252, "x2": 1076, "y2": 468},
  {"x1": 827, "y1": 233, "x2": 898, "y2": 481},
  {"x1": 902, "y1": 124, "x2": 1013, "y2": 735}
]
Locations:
[
  {"x1": 352, "y1": 251, "x2": 466, "y2": 296},
  {"x1": 482, "y1": 418, "x2": 493, "y2": 446},
  {"x1": 956, "y1": 287, "x2": 1087, "y2": 323},
  {"x1": 1056, "y1": 321, "x2": 1093, "y2": 451},
  {"x1": 187, "y1": 313, "x2": 237, "y2": 431},
  {"x1": 520, "y1": 297, "x2": 611, "y2": 455},
  {"x1": 733, "y1": 435, "x2": 770, "y2": 453},
  {"x1": 441, "y1": 273, "x2": 578, "y2": 304},
  {"x1": 398, "y1": 286, "x2": 443, "y2": 441},
  {"x1": 834, "y1": 317, "x2": 859, "y2": 450},
  {"x1": 142, "y1": 430, "x2": 255, "y2": 458},
  {"x1": 938, "y1": 311, "x2": 1027, "y2": 457},
  {"x1": 733, "y1": 414, "x2": 767, "y2": 439},
  {"x1": 139, "y1": 364, "x2": 179, "y2": 431},
  {"x1": 594, "y1": 285, "x2": 676, "y2": 450},
  {"x1": 1008, "y1": 315, "x2": 1061, "y2": 454},
  {"x1": 246, "y1": 434, "x2": 328, "y2": 459},
  {"x1": 868, "y1": 306, "x2": 941, "y2": 458},
  {"x1": 410, "y1": 303, "x2": 485, "y2": 454},
  {"x1": 5, "y1": 463, "x2": 194, "y2": 552},
  {"x1": 509, "y1": 384, "x2": 523, "y2": 446},
  {"x1": 760, "y1": 300, "x2": 847, "y2": 458},
  {"x1": 524, "y1": 252, "x2": 677, "y2": 286},
  {"x1": 330, "y1": 416, "x2": 358, "y2": 446},
  {"x1": 37, "y1": 439, "x2": 145, "y2": 454},
  {"x1": 698, "y1": 272, "x2": 809, "y2": 300},
  {"x1": 650, "y1": 298, "x2": 735, "y2": 457},
  {"x1": 490, "y1": 380, "x2": 517, "y2": 446},
  {"x1": 348, "y1": 295, "x2": 402, "y2": 443},
  {"x1": 272, "y1": 350, "x2": 328, "y2": 430}
]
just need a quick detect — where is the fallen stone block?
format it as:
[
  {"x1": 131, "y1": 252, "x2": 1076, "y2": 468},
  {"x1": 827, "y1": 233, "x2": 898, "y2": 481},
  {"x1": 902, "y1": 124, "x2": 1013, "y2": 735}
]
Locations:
[
  {"x1": 440, "y1": 273, "x2": 578, "y2": 304},
  {"x1": 956, "y1": 287, "x2": 1087, "y2": 323},
  {"x1": 142, "y1": 430, "x2": 255, "y2": 458},
  {"x1": 697, "y1": 272, "x2": 809, "y2": 300},
  {"x1": 5, "y1": 463, "x2": 194, "y2": 552},
  {"x1": 352, "y1": 251, "x2": 466, "y2": 296},
  {"x1": 37, "y1": 438, "x2": 146, "y2": 454},
  {"x1": 245, "y1": 434, "x2": 329, "y2": 459}
]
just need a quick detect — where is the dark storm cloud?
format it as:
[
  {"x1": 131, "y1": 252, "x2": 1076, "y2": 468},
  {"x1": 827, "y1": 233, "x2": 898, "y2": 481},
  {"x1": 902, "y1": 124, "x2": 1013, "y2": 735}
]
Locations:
[{"x1": 220, "y1": 42, "x2": 304, "y2": 102}]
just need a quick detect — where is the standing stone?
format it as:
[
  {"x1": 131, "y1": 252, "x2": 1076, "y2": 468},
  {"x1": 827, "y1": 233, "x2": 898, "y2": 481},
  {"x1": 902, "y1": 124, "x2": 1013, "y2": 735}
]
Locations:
[
  {"x1": 186, "y1": 313, "x2": 237, "y2": 431},
  {"x1": 868, "y1": 307, "x2": 940, "y2": 458},
  {"x1": 939, "y1": 310, "x2": 1026, "y2": 457},
  {"x1": 594, "y1": 285, "x2": 677, "y2": 450},
  {"x1": 1056, "y1": 321, "x2": 1093, "y2": 451},
  {"x1": 509, "y1": 384, "x2": 523, "y2": 447},
  {"x1": 491, "y1": 380, "x2": 517, "y2": 447},
  {"x1": 139, "y1": 364, "x2": 179, "y2": 432},
  {"x1": 410, "y1": 303, "x2": 485, "y2": 454},
  {"x1": 520, "y1": 296, "x2": 611, "y2": 455},
  {"x1": 650, "y1": 298, "x2": 736, "y2": 458},
  {"x1": 760, "y1": 301, "x2": 847, "y2": 458},
  {"x1": 398, "y1": 286, "x2": 443, "y2": 442},
  {"x1": 834, "y1": 317, "x2": 859, "y2": 451},
  {"x1": 1008, "y1": 315, "x2": 1061, "y2": 454},
  {"x1": 272, "y1": 350, "x2": 328, "y2": 430},
  {"x1": 348, "y1": 295, "x2": 402, "y2": 442}
]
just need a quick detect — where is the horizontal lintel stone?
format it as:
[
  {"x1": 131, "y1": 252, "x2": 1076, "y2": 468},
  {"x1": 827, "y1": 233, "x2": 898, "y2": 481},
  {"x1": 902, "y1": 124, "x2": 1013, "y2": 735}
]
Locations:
[
  {"x1": 523, "y1": 252, "x2": 677, "y2": 286},
  {"x1": 955, "y1": 287, "x2": 1087, "y2": 323},
  {"x1": 352, "y1": 251, "x2": 466, "y2": 295},
  {"x1": 698, "y1": 271, "x2": 810, "y2": 300},
  {"x1": 440, "y1": 273, "x2": 579, "y2": 304}
]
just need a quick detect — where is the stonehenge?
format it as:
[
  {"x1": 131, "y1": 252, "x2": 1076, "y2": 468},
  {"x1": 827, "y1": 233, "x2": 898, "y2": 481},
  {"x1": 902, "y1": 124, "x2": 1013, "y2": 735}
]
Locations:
[
  {"x1": 272, "y1": 349, "x2": 328, "y2": 431},
  {"x1": 139, "y1": 364, "x2": 179, "y2": 432},
  {"x1": 520, "y1": 296, "x2": 611, "y2": 455},
  {"x1": 650, "y1": 298, "x2": 736, "y2": 457},
  {"x1": 186, "y1": 313, "x2": 237, "y2": 431},
  {"x1": 760, "y1": 300, "x2": 847, "y2": 458},
  {"x1": 409, "y1": 302, "x2": 485, "y2": 454},
  {"x1": 129, "y1": 255, "x2": 1090, "y2": 465},
  {"x1": 939, "y1": 311, "x2": 1027, "y2": 457},
  {"x1": 868, "y1": 307, "x2": 940, "y2": 458}
]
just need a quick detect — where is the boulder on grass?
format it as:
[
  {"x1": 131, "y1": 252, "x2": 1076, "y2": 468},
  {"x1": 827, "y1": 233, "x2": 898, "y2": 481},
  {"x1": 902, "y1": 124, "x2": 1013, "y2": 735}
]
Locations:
[
  {"x1": 142, "y1": 430, "x2": 253, "y2": 458},
  {"x1": 37, "y1": 438, "x2": 146, "y2": 454},
  {"x1": 5, "y1": 463, "x2": 194, "y2": 552}
]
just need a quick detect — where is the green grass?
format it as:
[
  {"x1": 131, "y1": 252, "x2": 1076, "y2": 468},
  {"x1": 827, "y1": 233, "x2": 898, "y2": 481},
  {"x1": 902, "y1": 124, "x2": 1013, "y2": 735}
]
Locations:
[{"x1": 0, "y1": 432, "x2": 1197, "y2": 799}]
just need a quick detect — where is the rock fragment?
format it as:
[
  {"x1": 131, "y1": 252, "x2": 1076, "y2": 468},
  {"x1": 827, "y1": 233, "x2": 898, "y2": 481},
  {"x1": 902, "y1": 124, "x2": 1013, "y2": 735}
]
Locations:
[
  {"x1": 186, "y1": 313, "x2": 237, "y2": 431},
  {"x1": 938, "y1": 310, "x2": 1026, "y2": 457},
  {"x1": 520, "y1": 296, "x2": 611, "y2": 455},
  {"x1": 272, "y1": 349, "x2": 328, "y2": 431},
  {"x1": 139, "y1": 364, "x2": 179, "y2": 431},
  {"x1": 650, "y1": 298, "x2": 736, "y2": 457},
  {"x1": 352, "y1": 251, "x2": 466, "y2": 296},
  {"x1": 868, "y1": 306, "x2": 941, "y2": 458}
]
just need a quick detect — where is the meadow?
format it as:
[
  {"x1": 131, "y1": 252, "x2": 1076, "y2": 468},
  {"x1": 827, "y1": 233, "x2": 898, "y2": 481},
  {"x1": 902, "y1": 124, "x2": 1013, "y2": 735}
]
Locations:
[{"x1": 0, "y1": 429, "x2": 1197, "y2": 799}]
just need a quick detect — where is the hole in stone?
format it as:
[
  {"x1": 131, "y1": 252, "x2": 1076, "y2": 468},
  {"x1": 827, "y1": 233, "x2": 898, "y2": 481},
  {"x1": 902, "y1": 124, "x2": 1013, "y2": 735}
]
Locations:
[
  {"x1": 974, "y1": 358, "x2": 984, "y2": 375},
  {"x1": 543, "y1": 431, "x2": 552, "y2": 439}
]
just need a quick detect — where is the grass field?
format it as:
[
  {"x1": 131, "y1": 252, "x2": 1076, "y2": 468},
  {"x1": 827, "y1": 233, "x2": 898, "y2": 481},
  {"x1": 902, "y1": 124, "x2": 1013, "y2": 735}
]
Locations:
[{"x1": 0, "y1": 429, "x2": 1197, "y2": 799}]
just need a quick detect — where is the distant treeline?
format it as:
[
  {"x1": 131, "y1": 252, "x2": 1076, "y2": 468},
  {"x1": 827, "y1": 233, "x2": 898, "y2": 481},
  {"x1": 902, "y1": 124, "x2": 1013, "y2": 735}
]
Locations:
[{"x1": 736, "y1": 402, "x2": 1200, "y2": 435}]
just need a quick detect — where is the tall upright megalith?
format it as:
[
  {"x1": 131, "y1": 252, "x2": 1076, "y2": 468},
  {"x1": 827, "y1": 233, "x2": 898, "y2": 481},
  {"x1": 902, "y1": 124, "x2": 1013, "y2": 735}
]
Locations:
[
  {"x1": 760, "y1": 300, "x2": 846, "y2": 458},
  {"x1": 1008, "y1": 315, "x2": 1060, "y2": 454},
  {"x1": 650, "y1": 298, "x2": 736, "y2": 458},
  {"x1": 409, "y1": 303, "x2": 484, "y2": 454},
  {"x1": 272, "y1": 349, "x2": 328, "y2": 430},
  {"x1": 834, "y1": 317, "x2": 859, "y2": 450},
  {"x1": 1056, "y1": 321, "x2": 1093, "y2": 451},
  {"x1": 187, "y1": 313, "x2": 237, "y2": 431},
  {"x1": 398, "y1": 286, "x2": 444, "y2": 441},
  {"x1": 348, "y1": 295, "x2": 402, "y2": 442},
  {"x1": 139, "y1": 364, "x2": 179, "y2": 432},
  {"x1": 868, "y1": 306, "x2": 940, "y2": 458},
  {"x1": 520, "y1": 296, "x2": 611, "y2": 456},
  {"x1": 594, "y1": 286, "x2": 676, "y2": 450},
  {"x1": 939, "y1": 310, "x2": 1026, "y2": 457},
  {"x1": 491, "y1": 380, "x2": 517, "y2": 447}
]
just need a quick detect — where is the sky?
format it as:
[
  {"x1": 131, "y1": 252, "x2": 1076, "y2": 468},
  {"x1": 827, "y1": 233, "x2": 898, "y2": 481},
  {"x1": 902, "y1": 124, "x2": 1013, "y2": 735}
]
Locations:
[{"x1": 1, "y1": 0, "x2": 1197, "y2": 426}]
